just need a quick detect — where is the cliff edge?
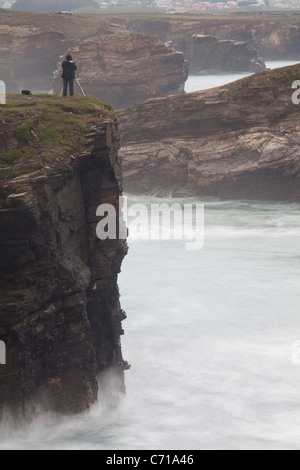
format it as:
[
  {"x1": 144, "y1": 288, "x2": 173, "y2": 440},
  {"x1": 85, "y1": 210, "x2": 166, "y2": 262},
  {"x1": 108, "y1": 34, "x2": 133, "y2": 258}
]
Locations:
[{"x1": 0, "y1": 96, "x2": 128, "y2": 418}]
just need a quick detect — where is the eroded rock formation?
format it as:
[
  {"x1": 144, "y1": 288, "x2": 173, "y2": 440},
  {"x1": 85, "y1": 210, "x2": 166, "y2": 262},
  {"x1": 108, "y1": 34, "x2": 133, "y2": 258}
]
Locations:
[
  {"x1": 127, "y1": 16, "x2": 300, "y2": 61},
  {"x1": 178, "y1": 34, "x2": 265, "y2": 73},
  {"x1": 118, "y1": 65, "x2": 300, "y2": 201},
  {"x1": 0, "y1": 96, "x2": 128, "y2": 418},
  {"x1": 52, "y1": 33, "x2": 188, "y2": 109}
]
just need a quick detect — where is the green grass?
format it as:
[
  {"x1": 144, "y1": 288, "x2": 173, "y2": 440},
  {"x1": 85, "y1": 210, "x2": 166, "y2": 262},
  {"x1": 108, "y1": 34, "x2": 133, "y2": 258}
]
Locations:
[
  {"x1": 276, "y1": 74, "x2": 300, "y2": 86},
  {"x1": 0, "y1": 146, "x2": 37, "y2": 165},
  {"x1": 37, "y1": 126, "x2": 62, "y2": 147},
  {"x1": 251, "y1": 69, "x2": 300, "y2": 87},
  {"x1": 1, "y1": 149, "x2": 23, "y2": 164},
  {"x1": 226, "y1": 64, "x2": 300, "y2": 92},
  {"x1": 16, "y1": 120, "x2": 33, "y2": 142},
  {"x1": 0, "y1": 95, "x2": 116, "y2": 179},
  {"x1": 9, "y1": 169, "x2": 36, "y2": 179},
  {"x1": 100, "y1": 102, "x2": 115, "y2": 114}
]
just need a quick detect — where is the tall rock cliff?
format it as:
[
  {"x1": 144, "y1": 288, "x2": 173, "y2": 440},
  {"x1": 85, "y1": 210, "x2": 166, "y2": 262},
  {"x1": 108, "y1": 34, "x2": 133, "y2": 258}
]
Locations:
[
  {"x1": 118, "y1": 65, "x2": 300, "y2": 201},
  {"x1": 52, "y1": 33, "x2": 188, "y2": 109},
  {"x1": 0, "y1": 96, "x2": 128, "y2": 418}
]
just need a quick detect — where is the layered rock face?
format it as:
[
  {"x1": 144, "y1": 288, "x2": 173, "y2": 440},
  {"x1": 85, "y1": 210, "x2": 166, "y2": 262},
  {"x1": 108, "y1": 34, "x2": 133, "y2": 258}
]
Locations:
[
  {"x1": 0, "y1": 25, "x2": 74, "y2": 92},
  {"x1": 0, "y1": 96, "x2": 128, "y2": 418},
  {"x1": 230, "y1": 22, "x2": 300, "y2": 60},
  {"x1": 182, "y1": 34, "x2": 265, "y2": 73},
  {"x1": 118, "y1": 65, "x2": 300, "y2": 201},
  {"x1": 127, "y1": 16, "x2": 300, "y2": 61},
  {"x1": 52, "y1": 33, "x2": 188, "y2": 109}
]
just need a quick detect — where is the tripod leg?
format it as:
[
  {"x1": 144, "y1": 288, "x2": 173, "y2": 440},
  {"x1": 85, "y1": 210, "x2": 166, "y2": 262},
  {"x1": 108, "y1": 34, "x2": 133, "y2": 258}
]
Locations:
[{"x1": 76, "y1": 78, "x2": 86, "y2": 96}]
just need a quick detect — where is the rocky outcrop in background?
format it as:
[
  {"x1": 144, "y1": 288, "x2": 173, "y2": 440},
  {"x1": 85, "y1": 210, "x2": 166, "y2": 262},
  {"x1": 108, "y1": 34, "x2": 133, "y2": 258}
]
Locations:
[
  {"x1": 0, "y1": 9, "x2": 119, "y2": 93},
  {"x1": 1, "y1": 10, "x2": 299, "y2": 96},
  {"x1": 179, "y1": 34, "x2": 265, "y2": 73},
  {"x1": 0, "y1": 96, "x2": 128, "y2": 418},
  {"x1": 0, "y1": 24, "x2": 74, "y2": 93},
  {"x1": 127, "y1": 16, "x2": 300, "y2": 61},
  {"x1": 118, "y1": 65, "x2": 300, "y2": 201},
  {"x1": 52, "y1": 33, "x2": 188, "y2": 109}
]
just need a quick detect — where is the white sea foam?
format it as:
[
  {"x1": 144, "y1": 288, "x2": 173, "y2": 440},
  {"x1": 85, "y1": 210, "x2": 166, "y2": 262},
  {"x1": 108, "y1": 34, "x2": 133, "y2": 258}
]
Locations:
[{"x1": 1, "y1": 196, "x2": 300, "y2": 450}]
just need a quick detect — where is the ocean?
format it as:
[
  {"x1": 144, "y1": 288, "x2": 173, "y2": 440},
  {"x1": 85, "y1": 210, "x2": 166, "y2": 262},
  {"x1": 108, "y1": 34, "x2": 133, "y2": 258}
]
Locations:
[
  {"x1": 184, "y1": 60, "x2": 300, "y2": 93},
  {"x1": 1, "y1": 61, "x2": 300, "y2": 450}
]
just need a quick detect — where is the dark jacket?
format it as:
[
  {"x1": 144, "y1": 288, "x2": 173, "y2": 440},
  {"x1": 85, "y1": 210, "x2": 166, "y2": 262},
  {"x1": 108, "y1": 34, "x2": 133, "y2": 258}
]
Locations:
[{"x1": 62, "y1": 60, "x2": 77, "y2": 80}]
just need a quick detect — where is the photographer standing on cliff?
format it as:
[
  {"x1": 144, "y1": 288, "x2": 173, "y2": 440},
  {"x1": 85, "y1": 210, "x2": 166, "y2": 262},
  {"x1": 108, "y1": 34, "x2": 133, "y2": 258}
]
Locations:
[{"x1": 62, "y1": 54, "x2": 77, "y2": 97}]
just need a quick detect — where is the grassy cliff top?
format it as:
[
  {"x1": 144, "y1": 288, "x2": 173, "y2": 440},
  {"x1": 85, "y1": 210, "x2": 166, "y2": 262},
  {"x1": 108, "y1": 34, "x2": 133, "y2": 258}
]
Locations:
[
  {"x1": 0, "y1": 95, "x2": 115, "y2": 182},
  {"x1": 227, "y1": 62, "x2": 300, "y2": 90},
  {"x1": 1, "y1": 9, "x2": 300, "y2": 40},
  {"x1": 0, "y1": 9, "x2": 113, "y2": 39}
]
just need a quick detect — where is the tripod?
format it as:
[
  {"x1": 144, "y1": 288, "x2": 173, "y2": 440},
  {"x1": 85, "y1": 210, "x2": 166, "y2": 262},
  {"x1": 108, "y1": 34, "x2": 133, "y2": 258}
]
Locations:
[
  {"x1": 76, "y1": 77, "x2": 86, "y2": 96},
  {"x1": 60, "y1": 77, "x2": 86, "y2": 97}
]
